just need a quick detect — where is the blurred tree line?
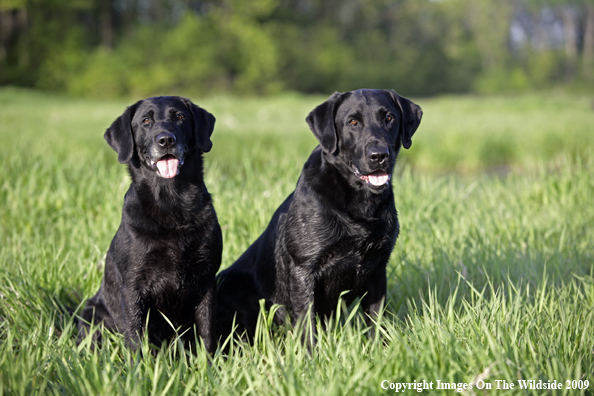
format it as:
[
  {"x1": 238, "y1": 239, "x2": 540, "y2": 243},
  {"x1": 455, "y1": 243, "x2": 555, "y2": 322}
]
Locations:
[{"x1": 0, "y1": 0, "x2": 593, "y2": 97}]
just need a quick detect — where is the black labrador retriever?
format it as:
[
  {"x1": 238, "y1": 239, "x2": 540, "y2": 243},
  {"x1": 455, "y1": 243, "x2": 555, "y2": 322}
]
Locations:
[
  {"x1": 78, "y1": 96, "x2": 222, "y2": 354},
  {"x1": 216, "y1": 89, "x2": 422, "y2": 344}
]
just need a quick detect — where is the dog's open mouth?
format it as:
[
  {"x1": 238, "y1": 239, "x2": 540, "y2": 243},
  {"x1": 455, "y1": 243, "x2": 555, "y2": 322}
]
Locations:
[
  {"x1": 150, "y1": 155, "x2": 183, "y2": 179},
  {"x1": 359, "y1": 171, "x2": 390, "y2": 186},
  {"x1": 351, "y1": 163, "x2": 391, "y2": 187}
]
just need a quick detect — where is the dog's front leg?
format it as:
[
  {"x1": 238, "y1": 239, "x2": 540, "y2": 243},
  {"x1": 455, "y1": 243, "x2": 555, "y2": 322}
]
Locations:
[
  {"x1": 289, "y1": 268, "x2": 316, "y2": 350},
  {"x1": 361, "y1": 265, "x2": 387, "y2": 339},
  {"x1": 121, "y1": 286, "x2": 145, "y2": 351},
  {"x1": 194, "y1": 279, "x2": 217, "y2": 355}
]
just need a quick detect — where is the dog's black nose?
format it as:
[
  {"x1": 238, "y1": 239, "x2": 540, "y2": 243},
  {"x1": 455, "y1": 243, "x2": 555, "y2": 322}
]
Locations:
[
  {"x1": 368, "y1": 146, "x2": 390, "y2": 164},
  {"x1": 156, "y1": 132, "x2": 176, "y2": 148}
]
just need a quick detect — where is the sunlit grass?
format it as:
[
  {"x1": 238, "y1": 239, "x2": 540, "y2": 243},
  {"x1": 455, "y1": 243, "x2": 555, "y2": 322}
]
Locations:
[{"x1": 1, "y1": 88, "x2": 593, "y2": 394}]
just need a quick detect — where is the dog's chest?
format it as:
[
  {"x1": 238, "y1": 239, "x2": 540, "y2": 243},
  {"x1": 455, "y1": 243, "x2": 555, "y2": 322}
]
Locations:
[
  {"x1": 120, "y1": 190, "x2": 217, "y2": 300},
  {"x1": 133, "y1": 245, "x2": 203, "y2": 313},
  {"x1": 284, "y1": 206, "x2": 398, "y2": 275},
  {"x1": 127, "y1": 226, "x2": 208, "y2": 282},
  {"x1": 144, "y1": 230, "x2": 208, "y2": 269}
]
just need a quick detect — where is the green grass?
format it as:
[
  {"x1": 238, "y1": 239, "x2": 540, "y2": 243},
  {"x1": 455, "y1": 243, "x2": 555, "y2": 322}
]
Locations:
[{"x1": 1, "y1": 87, "x2": 593, "y2": 395}]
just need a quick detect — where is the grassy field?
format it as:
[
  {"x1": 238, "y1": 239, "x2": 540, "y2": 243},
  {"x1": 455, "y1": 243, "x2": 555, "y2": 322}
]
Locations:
[{"x1": 0, "y1": 87, "x2": 593, "y2": 395}]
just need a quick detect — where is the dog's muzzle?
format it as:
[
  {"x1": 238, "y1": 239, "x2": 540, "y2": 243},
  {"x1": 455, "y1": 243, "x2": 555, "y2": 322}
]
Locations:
[{"x1": 351, "y1": 163, "x2": 391, "y2": 187}]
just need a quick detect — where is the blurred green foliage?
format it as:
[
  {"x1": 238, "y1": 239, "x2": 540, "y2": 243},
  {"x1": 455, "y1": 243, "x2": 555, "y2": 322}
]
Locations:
[{"x1": 1, "y1": 0, "x2": 594, "y2": 97}]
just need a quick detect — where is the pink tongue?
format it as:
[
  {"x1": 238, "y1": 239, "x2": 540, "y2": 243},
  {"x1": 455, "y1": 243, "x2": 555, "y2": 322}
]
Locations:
[
  {"x1": 156, "y1": 157, "x2": 179, "y2": 179},
  {"x1": 367, "y1": 173, "x2": 389, "y2": 186}
]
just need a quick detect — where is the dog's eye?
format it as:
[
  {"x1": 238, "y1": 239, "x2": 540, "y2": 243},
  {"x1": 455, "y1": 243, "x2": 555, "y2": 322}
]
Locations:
[
  {"x1": 385, "y1": 115, "x2": 393, "y2": 123},
  {"x1": 176, "y1": 114, "x2": 184, "y2": 121},
  {"x1": 349, "y1": 119, "x2": 358, "y2": 126},
  {"x1": 142, "y1": 118, "x2": 150, "y2": 125}
]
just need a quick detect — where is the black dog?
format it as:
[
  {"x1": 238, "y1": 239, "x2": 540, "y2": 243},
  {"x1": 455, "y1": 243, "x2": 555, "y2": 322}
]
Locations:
[
  {"x1": 216, "y1": 89, "x2": 422, "y2": 344},
  {"x1": 78, "y1": 96, "x2": 222, "y2": 354}
]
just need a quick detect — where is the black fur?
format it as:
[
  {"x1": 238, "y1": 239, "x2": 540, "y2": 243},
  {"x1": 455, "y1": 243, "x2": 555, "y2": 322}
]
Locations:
[
  {"x1": 216, "y1": 89, "x2": 422, "y2": 345},
  {"x1": 78, "y1": 96, "x2": 222, "y2": 354}
]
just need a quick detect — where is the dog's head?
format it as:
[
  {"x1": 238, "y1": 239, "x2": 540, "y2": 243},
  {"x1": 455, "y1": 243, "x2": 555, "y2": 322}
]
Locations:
[
  {"x1": 104, "y1": 96, "x2": 215, "y2": 179},
  {"x1": 306, "y1": 89, "x2": 422, "y2": 193}
]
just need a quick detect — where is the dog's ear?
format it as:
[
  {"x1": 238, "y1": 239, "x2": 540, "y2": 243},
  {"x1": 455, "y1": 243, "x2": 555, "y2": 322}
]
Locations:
[
  {"x1": 306, "y1": 91, "x2": 347, "y2": 155},
  {"x1": 104, "y1": 103, "x2": 139, "y2": 164},
  {"x1": 389, "y1": 90, "x2": 422, "y2": 149},
  {"x1": 181, "y1": 97, "x2": 215, "y2": 153}
]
